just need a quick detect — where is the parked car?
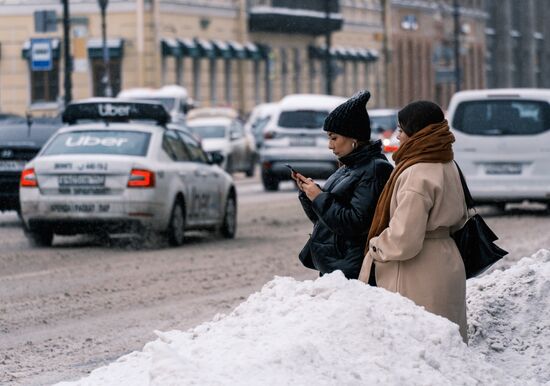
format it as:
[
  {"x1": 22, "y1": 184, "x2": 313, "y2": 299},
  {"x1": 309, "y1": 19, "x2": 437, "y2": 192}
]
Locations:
[
  {"x1": 0, "y1": 115, "x2": 62, "y2": 213},
  {"x1": 19, "y1": 99, "x2": 237, "y2": 246},
  {"x1": 117, "y1": 85, "x2": 193, "y2": 123},
  {"x1": 259, "y1": 94, "x2": 346, "y2": 191},
  {"x1": 448, "y1": 88, "x2": 550, "y2": 209},
  {"x1": 244, "y1": 102, "x2": 280, "y2": 148},
  {"x1": 186, "y1": 107, "x2": 258, "y2": 177},
  {"x1": 369, "y1": 108, "x2": 398, "y2": 138}
]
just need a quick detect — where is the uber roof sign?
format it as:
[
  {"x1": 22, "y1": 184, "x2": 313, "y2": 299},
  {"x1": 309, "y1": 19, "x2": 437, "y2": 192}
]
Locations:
[{"x1": 62, "y1": 99, "x2": 171, "y2": 126}]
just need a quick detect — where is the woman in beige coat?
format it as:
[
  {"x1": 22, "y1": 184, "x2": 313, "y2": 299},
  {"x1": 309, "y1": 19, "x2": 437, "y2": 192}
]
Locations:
[{"x1": 358, "y1": 101, "x2": 469, "y2": 342}]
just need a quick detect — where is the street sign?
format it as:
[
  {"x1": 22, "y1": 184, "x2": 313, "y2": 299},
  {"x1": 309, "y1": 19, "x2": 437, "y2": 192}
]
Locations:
[{"x1": 30, "y1": 38, "x2": 53, "y2": 71}]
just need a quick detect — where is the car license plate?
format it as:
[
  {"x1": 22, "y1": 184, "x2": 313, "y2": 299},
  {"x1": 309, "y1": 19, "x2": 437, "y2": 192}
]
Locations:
[
  {"x1": 49, "y1": 203, "x2": 111, "y2": 213},
  {"x1": 58, "y1": 174, "x2": 106, "y2": 186},
  {"x1": 485, "y1": 163, "x2": 522, "y2": 175},
  {"x1": 289, "y1": 137, "x2": 316, "y2": 146},
  {"x1": 0, "y1": 160, "x2": 26, "y2": 172}
]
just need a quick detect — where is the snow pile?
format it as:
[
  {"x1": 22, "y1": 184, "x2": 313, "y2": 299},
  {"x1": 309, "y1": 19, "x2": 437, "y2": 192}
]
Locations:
[
  {"x1": 57, "y1": 250, "x2": 550, "y2": 386},
  {"x1": 467, "y1": 248, "x2": 550, "y2": 384}
]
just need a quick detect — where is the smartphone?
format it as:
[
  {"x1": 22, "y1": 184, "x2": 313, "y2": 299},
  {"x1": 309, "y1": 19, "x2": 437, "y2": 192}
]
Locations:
[{"x1": 284, "y1": 163, "x2": 297, "y2": 174}]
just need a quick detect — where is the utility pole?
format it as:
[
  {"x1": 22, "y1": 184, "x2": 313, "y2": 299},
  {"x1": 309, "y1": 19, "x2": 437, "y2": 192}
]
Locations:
[
  {"x1": 62, "y1": 0, "x2": 72, "y2": 105},
  {"x1": 98, "y1": 0, "x2": 112, "y2": 97},
  {"x1": 453, "y1": 0, "x2": 461, "y2": 91},
  {"x1": 324, "y1": 0, "x2": 333, "y2": 95}
]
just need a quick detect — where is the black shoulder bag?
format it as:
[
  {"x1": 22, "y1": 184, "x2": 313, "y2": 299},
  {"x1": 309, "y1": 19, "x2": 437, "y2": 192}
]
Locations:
[{"x1": 452, "y1": 163, "x2": 508, "y2": 279}]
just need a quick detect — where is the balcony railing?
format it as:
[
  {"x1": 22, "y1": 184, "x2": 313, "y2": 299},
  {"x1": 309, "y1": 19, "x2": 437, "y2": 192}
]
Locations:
[{"x1": 248, "y1": 0, "x2": 342, "y2": 35}]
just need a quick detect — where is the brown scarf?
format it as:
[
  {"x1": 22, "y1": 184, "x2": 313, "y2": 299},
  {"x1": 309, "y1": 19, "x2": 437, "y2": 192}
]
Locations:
[{"x1": 364, "y1": 120, "x2": 455, "y2": 254}]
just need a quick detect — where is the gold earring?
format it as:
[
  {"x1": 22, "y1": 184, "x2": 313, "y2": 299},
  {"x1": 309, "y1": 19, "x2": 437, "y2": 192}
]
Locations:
[{"x1": 352, "y1": 141, "x2": 357, "y2": 149}]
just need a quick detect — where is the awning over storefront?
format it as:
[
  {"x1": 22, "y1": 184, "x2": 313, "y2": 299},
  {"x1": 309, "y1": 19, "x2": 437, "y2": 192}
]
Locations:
[
  {"x1": 308, "y1": 45, "x2": 379, "y2": 62},
  {"x1": 87, "y1": 38, "x2": 125, "y2": 59},
  {"x1": 21, "y1": 38, "x2": 61, "y2": 60},
  {"x1": 161, "y1": 38, "x2": 268, "y2": 60}
]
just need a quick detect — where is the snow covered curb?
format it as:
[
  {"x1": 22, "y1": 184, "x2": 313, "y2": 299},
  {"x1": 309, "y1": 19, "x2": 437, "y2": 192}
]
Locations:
[{"x1": 57, "y1": 249, "x2": 550, "y2": 386}]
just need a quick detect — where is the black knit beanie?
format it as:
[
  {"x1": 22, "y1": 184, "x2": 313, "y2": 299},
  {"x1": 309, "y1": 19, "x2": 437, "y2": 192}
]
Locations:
[
  {"x1": 398, "y1": 100, "x2": 445, "y2": 136},
  {"x1": 323, "y1": 90, "x2": 371, "y2": 141}
]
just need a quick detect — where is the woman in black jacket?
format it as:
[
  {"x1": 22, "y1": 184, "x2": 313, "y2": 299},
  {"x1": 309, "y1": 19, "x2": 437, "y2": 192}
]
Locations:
[{"x1": 293, "y1": 91, "x2": 393, "y2": 280}]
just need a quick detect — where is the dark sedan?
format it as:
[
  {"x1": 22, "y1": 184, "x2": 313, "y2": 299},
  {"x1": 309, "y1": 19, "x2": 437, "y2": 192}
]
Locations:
[{"x1": 0, "y1": 115, "x2": 62, "y2": 212}]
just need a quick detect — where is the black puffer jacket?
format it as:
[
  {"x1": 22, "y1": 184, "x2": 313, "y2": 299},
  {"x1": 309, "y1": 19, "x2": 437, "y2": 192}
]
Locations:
[{"x1": 298, "y1": 141, "x2": 393, "y2": 279}]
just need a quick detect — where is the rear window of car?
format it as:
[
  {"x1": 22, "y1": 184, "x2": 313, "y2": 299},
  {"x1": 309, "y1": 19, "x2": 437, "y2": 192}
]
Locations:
[
  {"x1": 277, "y1": 110, "x2": 329, "y2": 129},
  {"x1": 452, "y1": 100, "x2": 550, "y2": 136},
  {"x1": 188, "y1": 125, "x2": 226, "y2": 139},
  {"x1": 41, "y1": 130, "x2": 151, "y2": 156}
]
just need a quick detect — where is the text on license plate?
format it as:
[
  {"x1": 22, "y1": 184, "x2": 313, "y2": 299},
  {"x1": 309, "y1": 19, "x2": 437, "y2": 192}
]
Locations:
[
  {"x1": 289, "y1": 138, "x2": 316, "y2": 146},
  {"x1": 484, "y1": 163, "x2": 522, "y2": 175},
  {"x1": 50, "y1": 203, "x2": 110, "y2": 213},
  {"x1": 0, "y1": 160, "x2": 26, "y2": 172},
  {"x1": 58, "y1": 174, "x2": 106, "y2": 186}
]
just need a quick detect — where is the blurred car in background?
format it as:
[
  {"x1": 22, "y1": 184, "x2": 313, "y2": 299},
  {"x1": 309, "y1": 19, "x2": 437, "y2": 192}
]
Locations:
[
  {"x1": 117, "y1": 85, "x2": 193, "y2": 123},
  {"x1": 448, "y1": 88, "x2": 550, "y2": 209},
  {"x1": 259, "y1": 94, "x2": 346, "y2": 191},
  {"x1": 19, "y1": 99, "x2": 237, "y2": 246},
  {"x1": 186, "y1": 107, "x2": 258, "y2": 177},
  {"x1": 370, "y1": 108, "x2": 398, "y2": 138},
  {"x1": 0, "y1": 115, "x2": 62, "y2": 213},
  {"x1": 244, "y1": 102, "x2": 280, "y2": 148}
]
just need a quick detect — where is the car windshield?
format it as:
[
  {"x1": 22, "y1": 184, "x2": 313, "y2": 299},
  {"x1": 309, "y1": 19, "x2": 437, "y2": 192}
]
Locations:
[
  {"x1": 189, "y1": 125, "x2": 227, "y2": 139},
  {"x1": 277, "y1": 110, "x2": 329, "y2": 129},
  {"x1": 452, "y1": 100, "x2": 550, "y2": 136},
  {"x1": 42, "y1": 130, "x2": 151, "y2": 156},
  {"x1": 134, "y1": 97, "x2": 175, "y2": 111},
  {"x1": 371, "y1": 114, "x2": 397, "y2": 132}
]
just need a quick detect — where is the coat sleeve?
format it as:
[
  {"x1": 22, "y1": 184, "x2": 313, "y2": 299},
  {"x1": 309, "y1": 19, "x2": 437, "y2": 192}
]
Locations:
[
  {"x1": 298, "y1": 191, "x2": 318, "y2": 224},
  {"x1": 369, "y1": 188, "x2": 432, "y2": 262},
  {"x1": 309, "y1": 175, "x2": 382, "y2": 237}
]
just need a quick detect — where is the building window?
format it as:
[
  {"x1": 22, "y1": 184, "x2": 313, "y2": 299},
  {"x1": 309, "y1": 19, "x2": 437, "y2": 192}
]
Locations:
[
  {"x1": 30, "y1": 60, "x2": 60, "y2": 104},
  {"x1": 91, "y1": 58, "x2": 122, "y2": 97}
]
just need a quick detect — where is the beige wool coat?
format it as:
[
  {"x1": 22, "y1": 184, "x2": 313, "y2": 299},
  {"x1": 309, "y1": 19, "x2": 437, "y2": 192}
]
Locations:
[{"x1": 358, "y1": 161, "x2": 469, "y2": 342}]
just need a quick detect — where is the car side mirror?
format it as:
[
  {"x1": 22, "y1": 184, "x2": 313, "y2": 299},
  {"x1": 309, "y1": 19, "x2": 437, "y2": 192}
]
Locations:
[{"x1": 209, "y1": 151, "x2": 224, "y2": 165}]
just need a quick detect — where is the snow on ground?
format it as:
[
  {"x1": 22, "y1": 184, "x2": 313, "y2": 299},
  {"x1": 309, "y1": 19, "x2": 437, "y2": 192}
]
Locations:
[{"x1": 57, "y1": 250, "x2": 550, "y2": 386}]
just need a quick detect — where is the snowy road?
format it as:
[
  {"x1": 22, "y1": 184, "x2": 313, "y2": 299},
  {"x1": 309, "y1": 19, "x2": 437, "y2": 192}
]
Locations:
[{"x1": 0, "y1": 173, "x2": 549, "y2": 385}]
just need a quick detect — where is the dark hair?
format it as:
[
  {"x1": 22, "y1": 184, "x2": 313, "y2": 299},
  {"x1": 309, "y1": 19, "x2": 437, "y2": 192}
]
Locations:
[{"x1": 398, "y1": 100, "x2": 444, "y2": 136}]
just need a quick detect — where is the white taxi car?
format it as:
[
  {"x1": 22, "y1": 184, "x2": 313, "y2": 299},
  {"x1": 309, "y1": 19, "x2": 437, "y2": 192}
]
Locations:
[
  {"x1": 19, "y1": 99, "x2": 237, "y2": 246},
  {"x1": 448, "y1": 88, "x2": 550, "y2": 208}
]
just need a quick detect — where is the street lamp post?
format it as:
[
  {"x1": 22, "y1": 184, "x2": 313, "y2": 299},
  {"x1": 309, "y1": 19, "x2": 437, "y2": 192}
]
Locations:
[
  {"x1": 453, "y1": 0, "x2": 461, "y2": 91},
  {"x1": 61, "y1": 0, "x2": 72, "y2": 105},
  {"x1": 98, "y1": 0, "x2": 112, "y2": 97},
  {"x1": 324, "y1": 0, "x2": 333, "y2": 95}
]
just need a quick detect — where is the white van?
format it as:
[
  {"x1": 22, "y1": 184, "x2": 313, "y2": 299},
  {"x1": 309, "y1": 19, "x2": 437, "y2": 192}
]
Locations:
[
  {"x1": 448, "y1": 88, "x2": 550, "y2": 208},
  {"x1": 117, "y1": 85, "x2": 193, "y2": 123}
]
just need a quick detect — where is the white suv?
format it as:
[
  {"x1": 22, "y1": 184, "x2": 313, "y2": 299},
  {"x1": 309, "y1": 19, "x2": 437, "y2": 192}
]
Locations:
[{"x1": 448, "y1": 88, "x2": 550, "y2": 208}]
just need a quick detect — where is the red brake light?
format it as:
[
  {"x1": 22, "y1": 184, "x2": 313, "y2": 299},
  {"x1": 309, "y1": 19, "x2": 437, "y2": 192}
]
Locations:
[
  {"x1": 383, "y1": 145, "x2": 399, "y2": 153},
  {"x1": 20, "y1": 168, "x2": 38, "y2": 187},
  {"x1": 127, "y1": 169, "x2": 155, "y2": 188}
]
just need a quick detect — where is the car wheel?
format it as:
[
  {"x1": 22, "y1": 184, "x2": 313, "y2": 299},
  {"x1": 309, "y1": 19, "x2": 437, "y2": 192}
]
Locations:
[
  {"x1": 261, "y1": 171, "x2": 279, "y2": 191},
  {"x1": 220, "y1": 193, "x2": 237, "y2": 239},
  {"x1": 167, "y1": 200, "x2": 185, "y2": 246},
  {"x1": 25, "y1": 228, "x2": 54, "y2": 247},
  {"x1": 225, "y1": 155, "x2": 234, "y2": 174},
  {"x1": 245, "y1": 156, "x2": 257, "y2": 177}
]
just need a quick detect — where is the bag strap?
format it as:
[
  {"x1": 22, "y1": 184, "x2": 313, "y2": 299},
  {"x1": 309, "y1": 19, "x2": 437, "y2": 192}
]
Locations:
[{"x1": 454, "y1": 161, "x2": 476, "y2": 209}]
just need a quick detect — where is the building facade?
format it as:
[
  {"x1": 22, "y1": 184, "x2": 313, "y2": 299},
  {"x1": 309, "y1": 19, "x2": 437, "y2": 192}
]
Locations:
[
  {"x1": 387, "y1": 0, "x2": 487, "y2": 109},
  {"x1": 485, "y1": 0, "x2": 550, "y2": 89},
  {"x1": 0, "y1": 0, "x2": 385, "y2": 116}
]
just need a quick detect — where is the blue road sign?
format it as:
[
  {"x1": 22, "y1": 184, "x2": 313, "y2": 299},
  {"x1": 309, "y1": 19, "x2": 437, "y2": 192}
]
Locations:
[{"x1": 30, "y1": 38, "x2": 53, "y2": 71}]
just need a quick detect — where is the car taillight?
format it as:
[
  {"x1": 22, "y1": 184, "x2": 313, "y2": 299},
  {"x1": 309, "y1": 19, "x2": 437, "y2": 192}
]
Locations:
[
  {"x1": 383, "y1": 145, "x2": 399, "y2": 153},
  {"x1": 264, "y1": 131, "x2": 275, "y2": 139},
  {"x1": 127, "y1": 169, "x2": 155, "y2": 188},
  {"x1": 20, "y1": 168, "x2": 38, "y2": 187}
]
